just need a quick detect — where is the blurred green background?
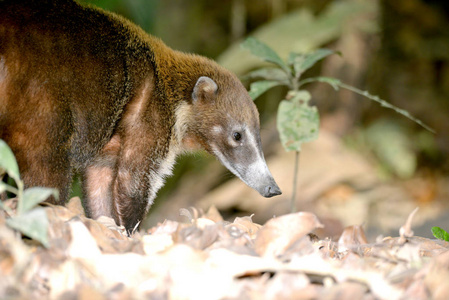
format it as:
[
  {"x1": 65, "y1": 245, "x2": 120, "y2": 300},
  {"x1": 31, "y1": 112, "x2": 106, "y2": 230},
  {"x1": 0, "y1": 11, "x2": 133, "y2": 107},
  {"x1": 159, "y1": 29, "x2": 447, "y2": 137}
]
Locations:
[{"x1": 78, "y1": 0, "x2": 449, "y2": 237}]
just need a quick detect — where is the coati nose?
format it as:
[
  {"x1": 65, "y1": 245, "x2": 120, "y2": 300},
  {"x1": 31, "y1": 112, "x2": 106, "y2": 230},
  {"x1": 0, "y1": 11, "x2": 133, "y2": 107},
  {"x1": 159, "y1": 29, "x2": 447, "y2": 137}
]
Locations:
[{"x1": 263, "y1": 184, "x2": 282, "y2": 198}]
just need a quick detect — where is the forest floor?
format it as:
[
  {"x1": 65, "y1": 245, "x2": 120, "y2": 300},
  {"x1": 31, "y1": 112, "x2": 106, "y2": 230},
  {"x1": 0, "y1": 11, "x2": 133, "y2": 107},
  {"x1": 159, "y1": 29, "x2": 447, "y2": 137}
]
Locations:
[{"x1": 1, "y1": 196, "x2": 449, "y2": 300}]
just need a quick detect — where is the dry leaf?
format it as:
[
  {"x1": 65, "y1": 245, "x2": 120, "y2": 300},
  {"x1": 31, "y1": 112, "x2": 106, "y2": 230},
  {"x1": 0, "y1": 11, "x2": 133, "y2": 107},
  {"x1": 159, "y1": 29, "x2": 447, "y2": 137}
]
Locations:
[
  {"x1": 255, "y1": 212, "x2": 323, "y2": 257},
  {"x1": 196, "y1": 217, "x2": 216, "y2": 229},
  {"x1": 174, "y1": 224, "x2": 219, "y2": 250},
  {"x1": 425, "y1": 250, "x2": 449, "y2": 299},
  {"x1": 398, "y1": 207, "x2": 419, "y2": 244},
  {"x1": 45, "y1": 203, "x2": 78, "y2": 222},
  {"x1": 67, "y1": 221, "x2": 102, "y2": 259},
  {"x1": 338, "y1": 225, "x2": 368, "y2": 253},
  {"x1": 403, "y1": 279, "x2": 428, "y2": 300},
  {"x1": 322, "y1": 281, "x2": 368, "y2": 300},
  {"x1": 149, "y1": 219, "x2": 180, "y2": 235},
  {"x1": 0, "y1": 223, "x2": 30, "y2": 278},
  {"x1": 142, "y1": 234, "x2": 173, "y2": 255},
  {"x1": 281, "y1": 236, "x2": 316, "y2": 260},
  {"x1": 179, "y1": 207, "x2": 201, "y2": 223},
  {"x1": 84, "y1": 217, "x2": 136, "y2": 254},
  {"x1": 74, "y1": 284, "x2": 106, "y2": 300},
  {"x1": 65, "y1": 197, "x2": 85, "y2": 216},
  {"x1": 264, "y1": 271, "x2": 311, "y2": 300},
  {"x1": 2, "y1": 201, "x2": 448, "y2": 299},
  {"x1": 230, "y1": 215, "x2": 262, "y2": 239},
  {"x1": 204, "y1": 205, "x2": 224, "y2": 223}
]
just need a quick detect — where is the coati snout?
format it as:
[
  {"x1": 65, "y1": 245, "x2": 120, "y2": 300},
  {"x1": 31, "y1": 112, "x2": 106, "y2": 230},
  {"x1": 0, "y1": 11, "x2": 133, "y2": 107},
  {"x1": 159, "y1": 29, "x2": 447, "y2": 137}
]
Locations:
[{"x1": 0, "y1": 0, "x2": 281, "y2": 233}]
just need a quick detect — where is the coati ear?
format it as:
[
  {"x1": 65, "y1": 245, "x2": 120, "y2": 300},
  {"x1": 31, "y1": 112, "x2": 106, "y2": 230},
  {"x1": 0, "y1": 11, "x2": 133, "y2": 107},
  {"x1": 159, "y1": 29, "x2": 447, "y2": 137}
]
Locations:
[{"x1": 192, "y1": 76, "x2": 218, "y2": 104}]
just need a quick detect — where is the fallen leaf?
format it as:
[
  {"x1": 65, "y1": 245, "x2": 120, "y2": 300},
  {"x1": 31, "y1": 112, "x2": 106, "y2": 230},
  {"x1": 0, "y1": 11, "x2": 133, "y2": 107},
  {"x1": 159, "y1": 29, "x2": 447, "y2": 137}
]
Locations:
[
  {"x1": 174, "y1": 224, "x2": 219, "y2": 250},
  {"x1": 322, "y1": 281, "x2": 368, "y2": 300},
  {"x1": 196, "y1": 217, "x2": 216, "y2": 229},
  {"x1": 67, "y1": 221, "x2": 102, "y2": 259},
  {"x1": 149, "y1": 219, "x2": 180, "y2": 235},
  {"x1": 203, "y1": 205, "x2": 224, "y2": 223},
  {"x1": 399, "y1": 207, "x2": 419, "y2": 244},
  {"x1": 228, "y1": 215, "x2": 262, "y2": 239},
  {"x1": 425, "y1": 250, "x2": 449, "y2": 299},
  {"x1": 264, "y1": 271, "x2": 311, "y2": 300},
  {"x1": 338, "y1": 225, "x2": 368, "y2": 253},
  {"x1": 255, "y1": 212, "x2": 323, "y2": 257},
  {"x1": 142, "y1": 234, "x2": 173, "y2": 255}
]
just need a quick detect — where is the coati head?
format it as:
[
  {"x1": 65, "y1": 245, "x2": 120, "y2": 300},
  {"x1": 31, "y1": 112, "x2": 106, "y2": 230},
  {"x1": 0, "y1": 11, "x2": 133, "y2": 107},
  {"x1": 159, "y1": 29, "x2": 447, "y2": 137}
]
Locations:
[{"x1": 177, "y1": 75, "x2": 282, "y2": 198}]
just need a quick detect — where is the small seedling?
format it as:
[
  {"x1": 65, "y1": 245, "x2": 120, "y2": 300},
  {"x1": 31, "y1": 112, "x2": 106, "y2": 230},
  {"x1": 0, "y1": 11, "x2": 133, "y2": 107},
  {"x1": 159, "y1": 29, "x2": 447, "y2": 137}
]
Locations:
[
  {"x1": 0, "y1": 139, "x2": 58, "y2": 248},
  {"x1": 242, "y1": 37, "x2": 434, "y2": 212}
]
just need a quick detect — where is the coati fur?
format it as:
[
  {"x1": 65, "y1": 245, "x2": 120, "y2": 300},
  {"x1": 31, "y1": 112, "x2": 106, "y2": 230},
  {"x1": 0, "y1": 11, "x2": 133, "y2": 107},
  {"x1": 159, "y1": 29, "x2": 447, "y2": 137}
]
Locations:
[{"x1": 0, "y1": 0, "x2": 281, "y2": 233}]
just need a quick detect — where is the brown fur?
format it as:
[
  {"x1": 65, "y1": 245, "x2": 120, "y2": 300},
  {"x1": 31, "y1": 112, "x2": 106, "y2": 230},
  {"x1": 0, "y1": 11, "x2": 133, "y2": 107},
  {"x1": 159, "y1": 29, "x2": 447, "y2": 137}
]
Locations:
[{"x1": 0, "y1": 0, "x2": 271, "y2": 232}]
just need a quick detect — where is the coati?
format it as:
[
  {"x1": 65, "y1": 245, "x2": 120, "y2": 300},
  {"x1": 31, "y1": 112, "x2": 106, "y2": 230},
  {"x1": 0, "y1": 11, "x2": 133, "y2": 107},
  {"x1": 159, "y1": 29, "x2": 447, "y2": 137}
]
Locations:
[{"x1": 0, "y1": 0, "x2": 281, "y2": 233}]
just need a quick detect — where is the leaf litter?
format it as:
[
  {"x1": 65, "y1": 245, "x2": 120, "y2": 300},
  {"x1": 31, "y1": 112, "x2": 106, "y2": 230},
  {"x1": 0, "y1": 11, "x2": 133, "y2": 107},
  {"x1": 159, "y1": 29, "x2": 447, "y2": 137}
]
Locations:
[{"x1": 0, "y1": 197, "x2": 448, "y2": 299}]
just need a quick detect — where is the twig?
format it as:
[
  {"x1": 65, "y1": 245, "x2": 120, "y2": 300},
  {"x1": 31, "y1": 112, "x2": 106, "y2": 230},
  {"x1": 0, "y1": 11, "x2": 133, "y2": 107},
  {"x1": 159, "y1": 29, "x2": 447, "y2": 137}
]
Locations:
[{"x1": 290, "y1": 151, "x2": 300, "y2": 213}]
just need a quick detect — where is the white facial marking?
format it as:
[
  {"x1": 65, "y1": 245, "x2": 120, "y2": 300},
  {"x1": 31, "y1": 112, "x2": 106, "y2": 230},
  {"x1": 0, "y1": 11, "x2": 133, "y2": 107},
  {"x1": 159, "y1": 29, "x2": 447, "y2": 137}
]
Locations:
[
  {"x1": 245, "y1": 127, "x2": 264, "y2": 163},
  {"x1": 212, "y1": 126, "x2": 272, "y2": 192},
  {"x1": 243, "y1": 127, "x2": 271, "y2": 184},
  {"x1": 211, "y1": 143, "x2": 240, "y2": 179}
]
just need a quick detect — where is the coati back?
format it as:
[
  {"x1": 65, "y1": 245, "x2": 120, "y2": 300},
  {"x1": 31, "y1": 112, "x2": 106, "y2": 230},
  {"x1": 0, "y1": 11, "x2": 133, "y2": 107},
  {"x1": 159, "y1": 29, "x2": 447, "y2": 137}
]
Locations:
[{"x1": 0, "y1": 0, "x2": 281, "y2": 233}]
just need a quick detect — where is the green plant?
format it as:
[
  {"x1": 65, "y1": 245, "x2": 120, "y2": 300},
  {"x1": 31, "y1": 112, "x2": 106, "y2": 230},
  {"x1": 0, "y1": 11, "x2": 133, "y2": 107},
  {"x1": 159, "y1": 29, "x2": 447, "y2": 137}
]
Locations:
[
  {"x1": 0, "y1": 139, "x2": 58, "y2": 248},
  {"x1": 431, "y1": 227, "x2": 449, "y2": 242},
  {"x1": 241, "y1": 37, "x2": 434, "y2": 212}
]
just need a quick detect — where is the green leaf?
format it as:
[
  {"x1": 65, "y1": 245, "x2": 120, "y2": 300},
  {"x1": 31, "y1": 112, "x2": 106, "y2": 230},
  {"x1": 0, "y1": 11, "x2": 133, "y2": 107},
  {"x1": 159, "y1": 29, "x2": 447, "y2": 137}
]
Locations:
[
  {"x1": 241, "y1": 37, "x2": 288, "y2": 72},
  {"x1": 0, "y1": 139, "x2": 20, "y2": 181},
  {"x1": 431, "y1": 227, "x2": 449, "y2": 241},
  {"x1": 248, "y1": 80, "x2": 283, "y2": 100},
  {"x1": 20, "y1": 187, "x2": 59, "y2": 214},
  {"x1": 299, "y1": 76, "x2": 341, "y2": 90},
  {"x1": 243, "y1": 68, "x2": 290, "y2": 84},
  {"x1": 277, "y1": 91, "x2": 320, "y2": 152},
  {"x1": 6, "y1": 208, "x2": 49, "y2": 248},
  {"x1": 292, "y1": 49, "x2": 337, "y2": 75}
]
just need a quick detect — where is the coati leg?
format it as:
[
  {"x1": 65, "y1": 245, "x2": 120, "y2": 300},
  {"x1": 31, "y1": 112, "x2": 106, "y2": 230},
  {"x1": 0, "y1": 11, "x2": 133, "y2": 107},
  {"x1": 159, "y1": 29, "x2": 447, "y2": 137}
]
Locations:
[
  {"x1": 108, "y1": 128, "x2": 177, "y2": 234},
  {"x1": 109, "y1": 120, "x2": 173, "y2": 233},
  {"x1": 83, "y1": 131, "x2": 158, "y2": 233},
  {"x1": 110, "y1": 145, "x2": 152, "y2": 233},
  {"x1": 82, "y1": 134, "x2": 121, "y2": 220},
  {"x1": 84, "y1": 75, "x2": 169, "y2": 233}
]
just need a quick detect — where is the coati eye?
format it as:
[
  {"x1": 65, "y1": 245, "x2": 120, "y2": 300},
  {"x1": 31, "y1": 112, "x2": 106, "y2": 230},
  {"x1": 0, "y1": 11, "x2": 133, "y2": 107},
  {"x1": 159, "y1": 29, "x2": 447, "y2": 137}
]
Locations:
[{"x1": 233, "y1": 132, "x2": 242, "y2": 141}]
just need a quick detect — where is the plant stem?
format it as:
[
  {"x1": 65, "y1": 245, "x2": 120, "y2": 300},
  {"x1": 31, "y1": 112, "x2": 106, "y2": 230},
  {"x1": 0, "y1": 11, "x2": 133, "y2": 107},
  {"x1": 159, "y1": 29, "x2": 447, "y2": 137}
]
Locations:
[
  {"x1": 16, "y1": 180, "x2": 24, "y2": 215},
  {"x1": 1, "y1": 183, "x2": 19, "y2": 196},
  {"x1": 298, "y1": 77, "x2": 435, "y2": 133},
  {"x1": 290, "y1": 150, "x2": 300, "y2": 213},
  {"x1": 338, "y1": 83, "x2": 435, "y2": 133}
]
